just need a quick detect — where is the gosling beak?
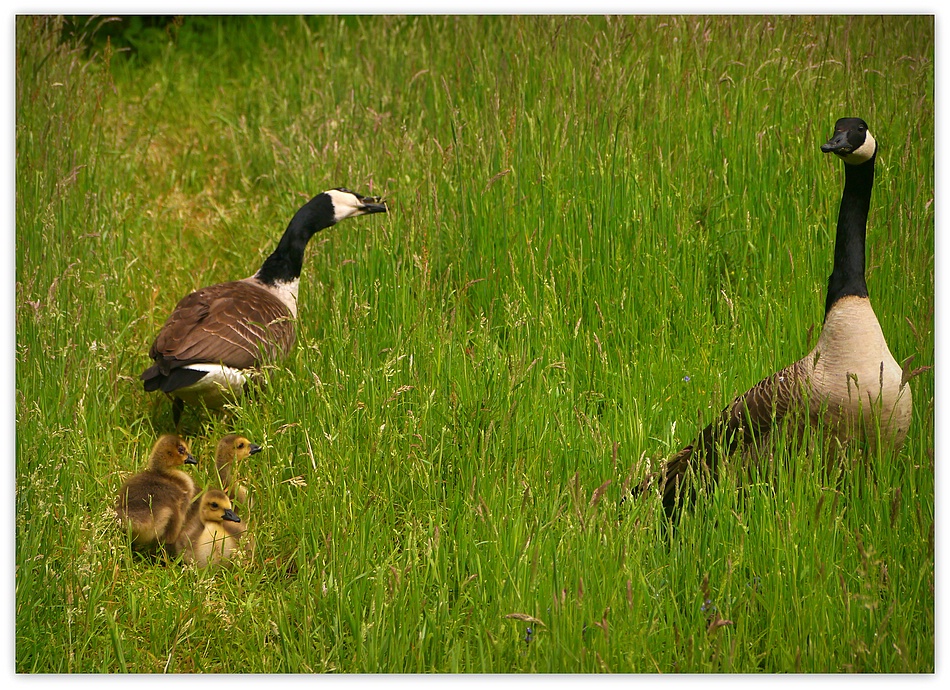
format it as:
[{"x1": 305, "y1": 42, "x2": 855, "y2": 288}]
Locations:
[
  {"x1": 249, "y1": 443, "x2": 263, "y2": 456},
  {"x1": 185, "y1": 454, "x2": 198, "y2": 465},
  {"x1": 223, "y1": 508, "x2": 241, "y2": 523}
]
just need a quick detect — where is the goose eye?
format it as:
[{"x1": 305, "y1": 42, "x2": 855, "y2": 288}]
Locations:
[
  {"x1": 237, "y1": 442, "x2": 245, "y2": 449},
  {"x1": 210, "y1": 502, "x2": 219, "y2": 508},
  {"x1": 178, "y1": 445, "x2": 186, "y2": 454}
]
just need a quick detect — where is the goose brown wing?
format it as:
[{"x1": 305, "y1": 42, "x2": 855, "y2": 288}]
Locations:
[
  {"x1": 694, "y1": 358, "x2": 808, "y2": 460},
  {"x1": 649, "y1": 358, "x2": 809, "y2": 513},
  {"x1": 147, "y1": 280, "x2": 296, "y2": 373}
]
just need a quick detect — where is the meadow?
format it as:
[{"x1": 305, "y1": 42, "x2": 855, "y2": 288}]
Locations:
[{"x1": 15, "y1": 15, "x2": 934, "y2": 673}]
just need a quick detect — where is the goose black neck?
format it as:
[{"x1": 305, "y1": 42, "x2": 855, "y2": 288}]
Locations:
[
  {"x1": 824, "y1": 155, "x2": 874, "y2": 316},
  {"x1": 256, "y1": 194, "x2": 335, "y2": 285}
]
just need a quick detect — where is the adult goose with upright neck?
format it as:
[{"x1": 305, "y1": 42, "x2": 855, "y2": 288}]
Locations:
[
  {"x1": 642, "y1": 117, "x2": 914, "y2": 516},
  {"x1": 141, "y1": 188, "x2": 387, "y2": 424}
]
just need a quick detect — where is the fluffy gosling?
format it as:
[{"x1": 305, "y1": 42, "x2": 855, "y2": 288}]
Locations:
[
  {"x1": 175, "y1": 489, "x2": 243, "y2": 567},
  {"x1": 214, "y1": 433, "x2": 262, "y2": 510},
  {"x1": 115, "y1": 435, "x2": 197, "y2": 552}
]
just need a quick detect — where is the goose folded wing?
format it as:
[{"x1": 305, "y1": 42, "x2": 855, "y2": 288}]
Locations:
[
  {"x1": 656, "y1": 359, "x2": 807, "y2": 508},
  {"x1": 696, "y1": 360, "x2": 805, "y2": 460},
  {"x1": 148, "y1": 281, "x2": 296, "y2": 371}
]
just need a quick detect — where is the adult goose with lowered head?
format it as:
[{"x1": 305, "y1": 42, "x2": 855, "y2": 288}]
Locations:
[
  {"x1": 141, "y1": 189, "x2": 387, "y2": 424},
  {"x1": 642, "y1": 117, "x2": 914, "y2": 515}
]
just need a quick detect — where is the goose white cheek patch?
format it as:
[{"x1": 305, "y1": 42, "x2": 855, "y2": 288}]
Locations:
[
  {"x1": 842, "y1": 131, "x2": 876, "y2": 165},
  {"x1": 326, "y1": 189, "x2": 365, "y2": 222}
]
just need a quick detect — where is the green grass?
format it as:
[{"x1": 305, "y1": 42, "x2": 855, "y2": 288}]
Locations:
[{"x1": 15, "y1": 15, "x2": 934, "y2": 673}]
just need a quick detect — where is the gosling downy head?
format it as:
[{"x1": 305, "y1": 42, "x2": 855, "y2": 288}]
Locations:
[
  {"x1": 177, "y1": 489, "x2": 244, "y2": 567},
  {"x1": 215, "y1": 434, "x2": 262, "y2": 470},
  {"x1": 214, "y1": 433, "x2": 262, "y2": 506},
  {"x1": 148, "y1": 434, "x2": 198, "y2": 472},
  {"x1": 198, "y1": 489, "x2": 241, "y2": 526}
]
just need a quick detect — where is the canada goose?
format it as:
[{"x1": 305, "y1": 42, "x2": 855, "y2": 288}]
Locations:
[
  {"x1": 115, "y1": 434, "x2": 198, "y2": 551},
  {"x1": 175, "y1": 489, "x2": 243, "y2": 567},
  {"x1": 140, "y1": 188, "x2": 388, "y2": 424},
  {"x1": 642, "y1": 117, "x2": 913, "y2": 515},
  {"x1": 214, "y1": 433, "x2": 262, "y2": 510}
]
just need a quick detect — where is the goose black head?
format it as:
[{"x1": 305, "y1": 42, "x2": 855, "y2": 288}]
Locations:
[
  {"x1": 821, "y1": 117, "x2": 877, "y2": 165},
  {"x1": 256, "y1": 188, "x2": 388, "y2": 285},
  {"x1": 325, "y1": 188, "x2": 388, "y2": 223}
]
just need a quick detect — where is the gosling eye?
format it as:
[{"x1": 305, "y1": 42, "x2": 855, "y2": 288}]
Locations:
[
  {"x1": 237, "y1": 442, "x2": 245, "y2": 449},
  {"x1": 178, "y1": 445, "x2": 186, "y2": 454},
  {"x1": 210, "y1": 502, "x2": 219, "y2": 509}
]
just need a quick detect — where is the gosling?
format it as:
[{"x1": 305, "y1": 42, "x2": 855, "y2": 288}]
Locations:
[
  {"x1": 176, "y1": 489, "x2": 244, "y2": 567},
  {"x1": 214, "y1": 433, "x2": 262, "y2": 510},
  {"x1": 115, "y1": 434, "x2": 198, "y2": 552}
]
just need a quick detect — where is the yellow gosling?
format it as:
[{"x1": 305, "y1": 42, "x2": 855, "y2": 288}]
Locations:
[
  {"x1": 176, "y1": 489, "x2": 244, "y2": 567},
  {"x1": 214, "y1": 433, "x2": 262, "y2": 510},
  {"x1": 115, "y1": 435, "x2": 197, "y2": 552}
]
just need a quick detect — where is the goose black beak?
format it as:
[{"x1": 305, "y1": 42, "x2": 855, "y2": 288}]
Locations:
[
  {"x1": 821, "y1": 130, "x2": 852, "y2": 155},
  {"x1": 249, "y1": 443, "x2": 263, "y2": 456},
  {"x1": 185, "y1": 454, "x2": 198, "y2": 465},
  {"x1": 223, "y1": 508, "x2": 241, "y2": 523},
  {"x1": 358, "y1": 195, "x2": 388, "y2": 215}
]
